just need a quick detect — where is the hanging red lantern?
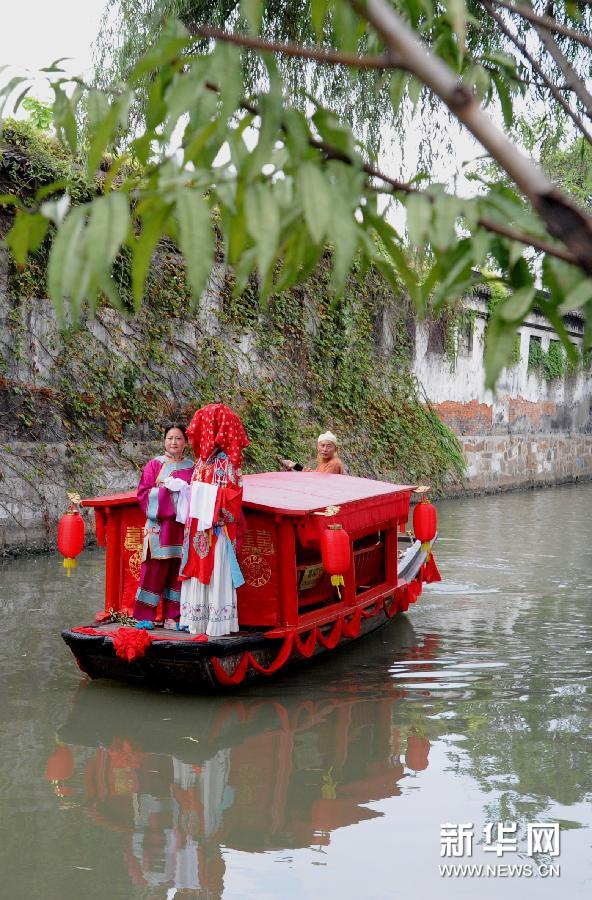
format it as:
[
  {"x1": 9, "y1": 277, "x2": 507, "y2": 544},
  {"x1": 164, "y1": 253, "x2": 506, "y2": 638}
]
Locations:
[
  {"x1": 58, "y1": 495, "x2": 85, "y2": 574},
  {"x1": 413, "y1": 497, "x2": 437, "y2": 557},
  {"x1": 320, "y1": 524, "x2": 351, "y2": 598},
  {"x1": 46, "y1": 743, "x2": 75, "y2": 782},
  {"x1": 405, "y1": 735, "x2": 430, "y2": 772}
]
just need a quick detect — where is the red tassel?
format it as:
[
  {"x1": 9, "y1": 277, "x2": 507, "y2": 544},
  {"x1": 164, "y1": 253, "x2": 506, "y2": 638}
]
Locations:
[
  {"x1": 249, "y1": 634, "x2": 294, "y2": 674},
  {"x1": 316, "y1": 617, "x2": 343, "y2": 649},
  {"x1": 423, "y1": 554, "x2": 442, "y2": 583},
  {"x1": 211, "y1": 653, "x2": 250, "y2": 685},
  {"x1": 295, "y1": 629, "x2": 318, "y2": 658},
  {"x1": 342, "y1": 608, "x2": 362, "y2": 638}
]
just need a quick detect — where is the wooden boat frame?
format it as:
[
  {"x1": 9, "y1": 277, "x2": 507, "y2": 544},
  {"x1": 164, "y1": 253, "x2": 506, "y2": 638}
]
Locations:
[{"x1": 62, "y1": 472, "x2": 440, "y2": 690}]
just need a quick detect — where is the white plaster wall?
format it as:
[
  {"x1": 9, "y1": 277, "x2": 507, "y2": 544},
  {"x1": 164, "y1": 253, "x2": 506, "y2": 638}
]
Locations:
[{"x1": 412, "y1": 297, "x2": 592, "y2": 418}]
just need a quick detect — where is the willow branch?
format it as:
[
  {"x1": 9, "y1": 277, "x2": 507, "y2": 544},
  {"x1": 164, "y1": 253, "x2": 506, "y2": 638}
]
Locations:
[
  {"x1": 489, "y1": 0, "x2": 592, "y2": 50},
  {"x1": 475, "y1": 217, "x2": 577, "y2": 263},
  {"x1": 481, "y1": 0, "x2": 592, "y2": 143},
  {"x1": 203, "y1": 80, "x2": 413, "y2": 193},
  {"x1": 351, "y1": 0, "x2": 592, "y2": 275},
  {"x1": 190, "y1": 23, "x2": 403, "y2": 70},
  {"x1": 533, "y1": 4, "x2": 592, "y2": 121},
  {"x1": 201, "y1": 80, "x2": 579, "y2": 267}
]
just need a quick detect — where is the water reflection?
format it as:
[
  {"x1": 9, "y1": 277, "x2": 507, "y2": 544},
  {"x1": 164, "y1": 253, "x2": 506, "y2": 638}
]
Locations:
[
  {"x1": 47, "y1": 626, "x2": 438, "y2": 897},
  {"x1": 2, "y1": 483, "x2": 592, "y2": 898}
]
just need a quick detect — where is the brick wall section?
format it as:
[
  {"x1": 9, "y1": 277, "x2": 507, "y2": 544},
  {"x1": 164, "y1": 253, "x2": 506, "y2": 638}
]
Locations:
[
  {"x1": 447, "y1": 434, "x2": 592, "y2": 494},
  {"x1": 508, "y1": 398, "x2": 557, "y2": 429},
  {"x1": 433, "y1": 400, "x2": 493, "y2": 435}
]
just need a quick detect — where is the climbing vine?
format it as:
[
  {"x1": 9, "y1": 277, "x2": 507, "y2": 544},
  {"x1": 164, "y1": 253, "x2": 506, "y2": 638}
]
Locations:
[
  {"x1": 1, "y1": 120, "x2": 466, "y2": 494},
  {"x1": 527, "y1": 339, "x2": 567, "y2": 381},
  {"x1": 485, "y1": 281, "x2": 521, "y2": 368}
]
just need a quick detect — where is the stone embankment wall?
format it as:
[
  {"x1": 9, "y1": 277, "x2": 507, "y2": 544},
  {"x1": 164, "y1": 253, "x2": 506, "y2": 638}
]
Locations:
[
  {"x1": 0, "y1": 241, "x2": 464, "y2": 554},
  {"x1": 413, "y1": 290, "x2": 592, "y2": 493}
]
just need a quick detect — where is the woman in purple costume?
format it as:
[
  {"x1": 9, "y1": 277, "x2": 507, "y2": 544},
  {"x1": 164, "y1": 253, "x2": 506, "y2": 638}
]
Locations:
[{"x1": 133, "y1": 424, "x2": 194, "y2": 628}]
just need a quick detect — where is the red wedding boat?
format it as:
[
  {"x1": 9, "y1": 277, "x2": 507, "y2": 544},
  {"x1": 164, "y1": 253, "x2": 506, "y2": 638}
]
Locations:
[{"x1": 61, "y1": 472, "x2": 441, "y2": 690}]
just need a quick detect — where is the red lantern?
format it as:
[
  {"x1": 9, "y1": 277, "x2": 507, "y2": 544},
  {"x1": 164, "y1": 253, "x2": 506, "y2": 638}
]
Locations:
[
  {"x1": 405, "y1": 735, "x2": 430, "y2": 772},
  {"x1": 46, "y1": 743, "x2": 74, "y2": 782},
  {"x1": 413, "y1": 497, "x2": 437, "y2": 556},
  {"x1": 58, "y1": 504, "x2": 85, "y2": 574},
  {"x1": 321, "y1": 524, "x2": 351, "y2": 598}
]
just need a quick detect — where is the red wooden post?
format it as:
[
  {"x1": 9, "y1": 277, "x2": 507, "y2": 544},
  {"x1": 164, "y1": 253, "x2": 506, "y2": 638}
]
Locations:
[
  {"x1": 104, "y1": 506, "x2": 123, "y2": 612},
  {"x1": 385, "y1": 521, "x2": 398, "y2": 587},
  {"x1": 343, "y1": 534, "x2": 356, "y2": 607},
  {"x1": 276, "y1": 519, "x2": 298, "y2": 626}
]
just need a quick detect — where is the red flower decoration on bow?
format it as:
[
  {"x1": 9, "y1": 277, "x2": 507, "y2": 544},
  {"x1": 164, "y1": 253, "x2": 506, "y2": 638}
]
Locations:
[{"x1": 112, "y1": 627, "x2": 152, "y2": 662}]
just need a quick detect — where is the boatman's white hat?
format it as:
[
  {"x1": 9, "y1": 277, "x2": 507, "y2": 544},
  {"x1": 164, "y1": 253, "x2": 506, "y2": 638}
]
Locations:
[{"x1": 317, "y1": 430, "x2": 338, "y2": 445}]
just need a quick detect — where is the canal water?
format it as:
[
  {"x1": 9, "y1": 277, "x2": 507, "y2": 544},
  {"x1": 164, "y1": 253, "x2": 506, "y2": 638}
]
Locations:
[{"x1": 0, "y1": 483, "x2": 590, "y2": 899}]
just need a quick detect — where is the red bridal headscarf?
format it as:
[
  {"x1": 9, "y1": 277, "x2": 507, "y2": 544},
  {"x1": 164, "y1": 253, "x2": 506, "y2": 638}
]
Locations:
[{"x1": 186, "y1": 403, "x2": 249, "y2": 466}]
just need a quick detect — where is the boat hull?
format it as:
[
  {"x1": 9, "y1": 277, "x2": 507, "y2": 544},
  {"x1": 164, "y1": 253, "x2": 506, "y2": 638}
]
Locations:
[
  {"x1": 62, "y1": 536, "x2": 437, "y2": 691},
  {"x1": 62, "y1": 601, "x2": 403, "y2": 691}
]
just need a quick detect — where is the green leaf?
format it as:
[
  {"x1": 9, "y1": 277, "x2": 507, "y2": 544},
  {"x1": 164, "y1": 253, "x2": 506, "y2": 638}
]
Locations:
[
  {"x1": 333, "y1": 2, "x2": 361, "y2": 53},
  {"x1": 131, "y1": 134, "x2": 153, "y2": 166},
  {"x1": 405, "y1": 193, "x2": 432, "y2": 248},
  {"x1": 408, "y1": 76, "x2": 423, "y2": 109},
  {"x1": 365, "y1": 210, "x2": 419, "y2": 307},
  {"x1": 311, "y1": 0, "x2": 330, "y2": 40},
  {"x1": 430, "y1": 243, "x2": 475, "y2": 309},
  {"x1": 498, "y1": 285, "x2": 535, "y2": 321},
  {"x1": 86, "y1": 194, "x2": 130, "y2": 289},
  {"x1": 245, "y1": 182, "x2": 280, "y2": 288},
  {"x1": 313, "y1": 108, "x2": 357, "y2": 159},
  {"x1": 47, "y1": 206, "x2": 88, "y2": 324},
  {"x1": 0, "y1": 76, "x2": 28, "y2": 115},
  {"x1": 298, "y1": 162, "x2": 330, "y2": 244},
  {"x1": 131, "y1": 201, "x2": 172, "y2": 308},
  {"x1": 244, "y1": 82, "x2": 283, "y2": 178},
  {"x1": 445, "y1": 0, "x2": 467, "y2": 49},
  {"x1": 560, "y1": 278, "x2": 592, "y2": 314},
  {"x1": 431, "y1": 192, "x2": 462, "y2": 251},
  {"x1": 491, "y1": 71, "x2": 514, "y2": 130},
  {"x1": 466, "y1": 64, "x2": 490, "y2": 100},
  {"x1": 390, "y1": 71, "x2": 409, "y2": 115},
  {"x1": 52, "y1": 83, "x2": 78, "y2": 154},
  {"x1": 328, "y1": 192, "x2": 359, "y2": 295},
  {"x1": 39, "y1": 57, "x2": 70, "y2": 73},
  {"x1": 12, "y1": 84, "x2": 32, "y2": 113},
  {"x1": 282, "y1": 107, "x2": 312, "y2": 161},
  {"x1": 129, "y1": 20, "x2": 190, "y2": 82},
  {"x1": 484, "y1": 315, "x2": 520, "y2": 389},
  {"x1": 89, "y1": 93, "x2": 131, "y2": 180},
  {"x1": 539, "y1": 299, "x2": 580, "y2": 364},
  {"x1": 4, "y1": 212, "x2": 49, "y2": 266},
  {"x1": 174, "y1": 189, "x2": 214, "y2": 309},
  {"x1": 241, "y1": 0, "x2": 262, "y2": 33},
  {"x1": 98, "y1": 273, "x2": 125, "y2": 313}
]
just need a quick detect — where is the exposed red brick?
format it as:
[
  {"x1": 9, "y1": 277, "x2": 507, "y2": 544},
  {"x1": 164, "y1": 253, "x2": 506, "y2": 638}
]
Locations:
[
  {"x1": 432, "y1": 400, "x2": 493, "y2": 435},
  {"x1": 508, "y1": 397, "x2": 556, "y2": 427}
]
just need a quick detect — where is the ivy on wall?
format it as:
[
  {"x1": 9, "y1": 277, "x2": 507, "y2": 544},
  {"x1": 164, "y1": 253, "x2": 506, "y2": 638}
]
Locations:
[
  {"x1": 0, "y1": 121, "x2": 466, "y2": 495},
  {"x1": 527, "y1": 339, "x2": 567, "y2": 381}
]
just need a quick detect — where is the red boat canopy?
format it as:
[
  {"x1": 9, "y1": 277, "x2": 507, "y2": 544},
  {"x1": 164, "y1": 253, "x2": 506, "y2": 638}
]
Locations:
[
  {"x1": 241, "y1": 472, "x2": 415, "y2": 516},
  {"x1": 81, "y1": 472, "x2": 415, "y2": 515}
]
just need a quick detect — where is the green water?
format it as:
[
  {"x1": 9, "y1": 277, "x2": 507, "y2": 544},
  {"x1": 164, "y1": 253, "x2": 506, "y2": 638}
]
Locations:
[{"x1": 0, "y1": 483, "x2": 590, "y2": 899}]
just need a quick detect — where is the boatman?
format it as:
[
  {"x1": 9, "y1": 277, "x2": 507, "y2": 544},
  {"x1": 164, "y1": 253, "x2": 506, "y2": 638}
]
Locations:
[{"x1": 281, "y1": 430, "x2": 345, "y2": 475}]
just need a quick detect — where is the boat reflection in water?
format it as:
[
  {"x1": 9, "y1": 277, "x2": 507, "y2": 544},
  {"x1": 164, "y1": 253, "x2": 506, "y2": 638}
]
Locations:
[{"x1": 48, "y1": 621, "x2": 439, "y2": 896}]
